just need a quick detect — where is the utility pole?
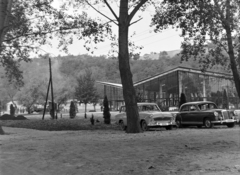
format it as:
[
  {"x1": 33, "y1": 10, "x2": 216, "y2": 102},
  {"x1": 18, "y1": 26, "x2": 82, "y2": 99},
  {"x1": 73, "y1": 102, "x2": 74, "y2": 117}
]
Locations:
[
  {"x1": 42, "y1": 57, "x2": 55, "y2": 120},
  {"x1": 49, "y1": 57, "x2": 55, "y2": 119}
]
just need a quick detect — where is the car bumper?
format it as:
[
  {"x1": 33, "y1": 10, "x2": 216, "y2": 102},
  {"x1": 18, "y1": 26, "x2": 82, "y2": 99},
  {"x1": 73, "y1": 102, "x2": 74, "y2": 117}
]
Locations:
[
  {"x1": 148, "y1": 121, "x2": 176, "y2": 127},
  {"x1": 211, "y1": 119, "x2": 236, "y2": 124}
]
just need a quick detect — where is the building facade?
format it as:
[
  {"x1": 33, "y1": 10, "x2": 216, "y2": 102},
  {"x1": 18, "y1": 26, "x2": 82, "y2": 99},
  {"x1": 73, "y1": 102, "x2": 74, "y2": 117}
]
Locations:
[{"x1": 97, "y1": 67, "x2": 239, "y2": 111}]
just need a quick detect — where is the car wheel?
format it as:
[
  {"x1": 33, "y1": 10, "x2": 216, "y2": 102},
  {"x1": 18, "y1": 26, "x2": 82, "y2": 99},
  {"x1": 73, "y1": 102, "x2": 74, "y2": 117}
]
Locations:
[
  {"x1": 141, "y1": 120, "x2": 148, "y2": 132},
  {"x1": 227, "y1": 123, "x2": 235, "y2": 128},
  {"x1": 204, "y1": 118, "x2": 213, "y2": 128},
  {"x1": 176, "y1": 119, "x2": 182, "y2": 128},
  {"x1": 119, "y1": 121, "x2": 126, "y2": 131},
  {"x1": 166, "y1": 125, "x2": 173, "y2": 130}
]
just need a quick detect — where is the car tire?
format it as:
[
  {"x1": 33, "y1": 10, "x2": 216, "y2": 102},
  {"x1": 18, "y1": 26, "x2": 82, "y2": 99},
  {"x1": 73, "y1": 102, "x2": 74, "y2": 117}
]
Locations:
[
  {"x1": 166, "y1": 125, "x2": 173, "y2": 130},
  {"x1": 141, "y1": 120, "x2": 148, "y2": 132},
  {"x1": 176, "y1": 119, "x2": 182, "y2": 128},
  {"x1": 119, "y1": 120, "x2": 126, "y2": 131},
  {"x1": 227, "y1": 123, "x2": 235, "y2": 128},
  {"x1": 204, "y1": 118, "x2": 213, "y2": 128}
]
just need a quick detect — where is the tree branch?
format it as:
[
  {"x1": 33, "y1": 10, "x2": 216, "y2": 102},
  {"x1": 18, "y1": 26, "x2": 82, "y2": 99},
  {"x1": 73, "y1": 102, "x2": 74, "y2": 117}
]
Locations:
[
  {"x1": 207, "y1": 38, "x2": 228, "y2": 53},
  {"x1": 85, "y1": 0, "x2": 118, "y2": 25},
  {"x1": 129, "y1": 17, "x2": 143, "y2": 26},
  {"x1": 128, "y1": 0, "x2": 148, "y2": 25},
  {"x1": 3, "y1": 27, "x2": 80, "y2": 43},
  {"x1": 103, "y1": 0, "x2": 119, "y2": 22}
]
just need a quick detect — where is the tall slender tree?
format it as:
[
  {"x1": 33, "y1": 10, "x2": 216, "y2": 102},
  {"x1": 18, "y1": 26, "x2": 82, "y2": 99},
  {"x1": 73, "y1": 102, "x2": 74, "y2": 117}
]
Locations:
[
  {"x1": 60, "y1": 0, "x2": 157, "y2": 133},
  {"x1": 75, "y1": 69, "x2": 99, "y2": 118}
]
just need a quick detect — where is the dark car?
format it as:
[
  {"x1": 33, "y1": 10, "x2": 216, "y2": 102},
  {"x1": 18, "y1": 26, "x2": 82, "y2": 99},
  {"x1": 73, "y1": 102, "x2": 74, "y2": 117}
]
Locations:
[{"x1": 175, "y1": 101, "x2": 237, "y2": 128}]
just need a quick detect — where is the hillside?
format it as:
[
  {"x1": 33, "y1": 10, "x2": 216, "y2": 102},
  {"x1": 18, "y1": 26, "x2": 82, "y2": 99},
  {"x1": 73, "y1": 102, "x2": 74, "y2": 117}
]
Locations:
[{"x1": 140, "y1": 49, "x2": 181, "y2": 60}]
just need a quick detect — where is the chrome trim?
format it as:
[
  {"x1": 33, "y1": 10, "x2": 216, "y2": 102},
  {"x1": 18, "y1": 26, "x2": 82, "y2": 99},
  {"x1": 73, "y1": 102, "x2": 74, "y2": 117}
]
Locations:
[{"x1": 211, "y1": 119, "x2": 236, "y2": 124}]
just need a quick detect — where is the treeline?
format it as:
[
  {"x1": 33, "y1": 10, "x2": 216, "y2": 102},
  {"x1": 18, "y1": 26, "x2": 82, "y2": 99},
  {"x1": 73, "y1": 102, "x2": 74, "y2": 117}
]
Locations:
[
  {"x1": 0, "y1": 52, "x2": 230, "y2": 111},
  {"x1": 57, "y1": 53, "x2": 230, "y2": 83}
]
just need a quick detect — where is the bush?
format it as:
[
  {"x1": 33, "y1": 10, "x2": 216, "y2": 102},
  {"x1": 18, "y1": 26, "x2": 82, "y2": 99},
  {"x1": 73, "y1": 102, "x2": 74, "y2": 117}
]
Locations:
[
  {"x1": 0, "y1": 114, "x2": 28, "y2": 120},
  {"x1": 0, "y1": 114, "x2": 15, "y2": 120},
  {"x1": 16, "y1": 115, "x2": 28, "y2": 120},
  {"x1": 0, "y1": 119, "x2": 119, "y2": 131},
  {"x1": 69, "y1": 101, "x2": 76, "y2": 119},
  {"x1": 10, "y1": 104, "x2": 15, "y2": 116},
  {"x1": 103, "y1": 96, "x2": 111, "y2": 124},
  {"x1": 179, "y1": 93, "x2": 187, "y2": 108}
]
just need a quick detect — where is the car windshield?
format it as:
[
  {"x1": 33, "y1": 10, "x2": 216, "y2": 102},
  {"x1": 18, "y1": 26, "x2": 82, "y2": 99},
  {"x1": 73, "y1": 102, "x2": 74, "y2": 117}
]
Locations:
[
  {"x1": 198, "y1": 103, "x2": 217, "y2": 111},
  {"x1": 138, "y1": 105, "x2": 160, "y2": 111}
]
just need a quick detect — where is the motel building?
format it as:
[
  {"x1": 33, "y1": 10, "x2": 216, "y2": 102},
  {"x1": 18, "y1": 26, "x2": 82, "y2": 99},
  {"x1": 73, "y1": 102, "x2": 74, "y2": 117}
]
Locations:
[{"x1": 97, "y1": 66, "x2": 239, "y2": 111}]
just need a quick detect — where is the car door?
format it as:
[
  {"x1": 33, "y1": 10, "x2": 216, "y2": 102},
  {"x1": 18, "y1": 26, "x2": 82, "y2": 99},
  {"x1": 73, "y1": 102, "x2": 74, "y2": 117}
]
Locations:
[
  {"x1": 179, "y1": 105, "x2": 191, "y2": 124},
  {"x1": 188, "y1": 105, "x2": 203, "y2": 125}
]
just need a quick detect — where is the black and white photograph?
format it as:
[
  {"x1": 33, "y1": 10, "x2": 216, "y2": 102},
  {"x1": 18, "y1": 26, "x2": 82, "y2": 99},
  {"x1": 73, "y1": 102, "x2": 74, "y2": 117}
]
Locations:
[{"x1": 0, "y1": 0, "x2": 240, "y2": 174}]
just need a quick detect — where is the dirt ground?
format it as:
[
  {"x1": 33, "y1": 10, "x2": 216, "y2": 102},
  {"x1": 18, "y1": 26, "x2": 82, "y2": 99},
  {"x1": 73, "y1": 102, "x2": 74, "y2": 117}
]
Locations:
[{"x1": 1, "y1": 125, "x2": 240, "y2": 175}]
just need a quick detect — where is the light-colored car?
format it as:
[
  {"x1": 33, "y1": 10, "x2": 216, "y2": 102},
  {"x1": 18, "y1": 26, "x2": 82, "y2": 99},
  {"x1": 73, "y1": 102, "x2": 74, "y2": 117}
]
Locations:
[{"x1": 115, "y1": 103, "x2": 176, "y2": 131}]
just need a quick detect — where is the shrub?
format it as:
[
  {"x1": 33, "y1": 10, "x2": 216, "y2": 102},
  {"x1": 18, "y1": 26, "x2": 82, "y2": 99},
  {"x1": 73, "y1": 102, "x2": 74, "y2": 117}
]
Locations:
[
  {"x1": 179, "y1": 93, "x2": 187, "y2": 108},
  {"x1": 16, "y1": 115, "x2": 28, "y2": 120},
  {"x1": 0, "y1": 114, "x2": 15, "y2": 120},
  {"x1": 10, "y1": 104, "x2": 15, "y2": 116},
  {"x1": 69, "y1": 101, "x2": 76, "y2": 119},
  {"x1": 90, "y1": 114, "x2": 95, "y2": 125},
  {"x1": 103, "y1": 96, "x2": 111, "y2": 124}
]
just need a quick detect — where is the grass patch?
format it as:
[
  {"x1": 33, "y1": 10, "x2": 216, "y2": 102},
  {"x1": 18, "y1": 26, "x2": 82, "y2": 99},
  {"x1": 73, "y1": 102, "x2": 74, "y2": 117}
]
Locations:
[{"x1": 0, "y1": 118, "x2": 119, "y2": 131}]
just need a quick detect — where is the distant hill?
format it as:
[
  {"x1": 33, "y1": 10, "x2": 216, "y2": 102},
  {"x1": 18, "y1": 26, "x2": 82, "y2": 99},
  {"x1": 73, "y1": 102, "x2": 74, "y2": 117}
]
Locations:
[{"x1": 140, "y1": 49, "x2": 181, "y2": 60}]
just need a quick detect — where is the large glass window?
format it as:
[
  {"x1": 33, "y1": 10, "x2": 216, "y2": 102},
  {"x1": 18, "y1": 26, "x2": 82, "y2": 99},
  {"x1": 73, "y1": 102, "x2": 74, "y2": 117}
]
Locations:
[{"x1": 166, "y1": 72, "x2": 178, "y2": 106}]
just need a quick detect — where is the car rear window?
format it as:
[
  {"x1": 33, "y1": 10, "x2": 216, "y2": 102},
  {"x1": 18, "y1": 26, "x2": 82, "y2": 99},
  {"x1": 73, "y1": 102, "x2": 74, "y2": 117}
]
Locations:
[
  {"x1": 139, "y1": 105, "x2": 159, "y2": 111},
  {"x1": 180, "y1": 105, "x2": 189, "y2": 112},
  {"x1": 198, "y1": 103, "x2": 217, "y2": 111}
]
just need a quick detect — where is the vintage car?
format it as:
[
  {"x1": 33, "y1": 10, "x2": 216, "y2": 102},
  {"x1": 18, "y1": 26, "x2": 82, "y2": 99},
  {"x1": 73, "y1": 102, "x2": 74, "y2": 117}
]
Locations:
[
  {"x1": 115, "y1": 103, "x2": 176, "y2": 131},
  {"x1": 175, "y1": 101, "x2": 237, "y2": 128}
]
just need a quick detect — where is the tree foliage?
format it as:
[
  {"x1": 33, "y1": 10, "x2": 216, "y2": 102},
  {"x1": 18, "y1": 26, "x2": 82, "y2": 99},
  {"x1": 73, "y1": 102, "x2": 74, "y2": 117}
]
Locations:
[
  {"x1": 103, "y1": 95, "x2": 111, "y2": 124},
  {"x1": 0, "y1": 0, "x2": 111, "y2": 85},
  {"x1": 69, "y1": 101, "x2": 76, "y2": 119},
  {"x1": 10, "y1": 104, "x2": 15, "y2": 116},
  {"x1": 179, "y1": 93, "x2": 187, "y2": 108},
  {"x1": 152, "y1": 0, "x2": 240, "y2": 99},
  {"x1": 74, "y1": 68, "x2": 99, "y2": 116}
]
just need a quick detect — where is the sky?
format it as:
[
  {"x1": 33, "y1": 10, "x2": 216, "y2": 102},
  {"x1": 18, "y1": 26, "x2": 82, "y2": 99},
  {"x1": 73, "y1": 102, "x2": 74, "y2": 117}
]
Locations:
[{"x1": 40, "y1": 1, "x2": 183, "y2": 57}]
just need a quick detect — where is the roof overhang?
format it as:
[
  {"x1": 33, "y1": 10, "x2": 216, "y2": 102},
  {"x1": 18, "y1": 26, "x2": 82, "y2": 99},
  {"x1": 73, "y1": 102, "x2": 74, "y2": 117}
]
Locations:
[{"x1": 96, "y1": 81, "x2": 122, "y2": 89}]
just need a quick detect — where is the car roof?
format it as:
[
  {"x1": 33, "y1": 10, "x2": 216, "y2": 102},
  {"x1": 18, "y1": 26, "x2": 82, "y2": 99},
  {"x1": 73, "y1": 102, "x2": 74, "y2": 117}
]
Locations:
[
  {"x1": 121, "y1": 103, "x2": 157, "y2": 107},
  {"x1": 137, "y1": 102, "x2": 157, "y2": 105},
  {"x1": 182, "y1": 101, "x2": 216, "y2": 106}
]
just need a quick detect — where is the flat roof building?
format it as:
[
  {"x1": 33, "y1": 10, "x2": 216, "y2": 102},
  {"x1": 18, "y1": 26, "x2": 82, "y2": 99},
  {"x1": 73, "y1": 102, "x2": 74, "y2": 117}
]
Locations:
[{"x1": 97, "y1": 66, "x2": 239, "y2": 111}]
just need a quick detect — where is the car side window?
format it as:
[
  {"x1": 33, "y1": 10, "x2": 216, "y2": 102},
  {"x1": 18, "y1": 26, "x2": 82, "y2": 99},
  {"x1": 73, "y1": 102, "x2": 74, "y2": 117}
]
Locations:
[
  {"x1": 209, "y1": 104, "x2": 216, "y2": 109},
  {"x1": 190, "y1": 105, "x2": 197, "y2": 111},
  {"x1": 181, "y1": 105, "x2": 189, "y2": 112}
]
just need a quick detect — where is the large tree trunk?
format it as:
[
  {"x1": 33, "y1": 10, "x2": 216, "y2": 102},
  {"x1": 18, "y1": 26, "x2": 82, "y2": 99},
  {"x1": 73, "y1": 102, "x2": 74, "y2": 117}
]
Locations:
[
  {"x1": 224, "y1": 2, "x2": 240, "y2": 100},
  {"x1": 118, "y1": 0, "x2": 141, "y2": 133},
  {"x1": 0, "y1": 0, "x2": 12, "y2": 46},
  {"x1": 226, "y1": 30, "x2": 240, "y2": 99},
  {"x1": 0, "y1": 0, "x2": 11, "y2": 134}
]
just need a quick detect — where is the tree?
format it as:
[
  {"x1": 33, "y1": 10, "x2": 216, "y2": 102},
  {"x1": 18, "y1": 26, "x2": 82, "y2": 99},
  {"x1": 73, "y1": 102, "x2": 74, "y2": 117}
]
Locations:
[
  {"x1": 103, "y1": 96, "x2": 111, "y2": 124},
  {"x1": 63, "y1": 0, "x2": 158, "y2": 133},
  {"x1": 179, "y1": 93, "x2": 187, "y2": 108},
  {"x1": 17, "y1": 81, "x2": 46, "y2": 114},
  {"x1": 75, "y1": 69, "x2": 99, "y2": 119},
  {"x1": 10, "y1": 104, "x2": 15, "y2": 116},
  {"x1": 152, "y1": 0, "x2": 240, "y2": 100},
  {"x1": 69, "y1": 101, "x2": 76, "y2": 119}
]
